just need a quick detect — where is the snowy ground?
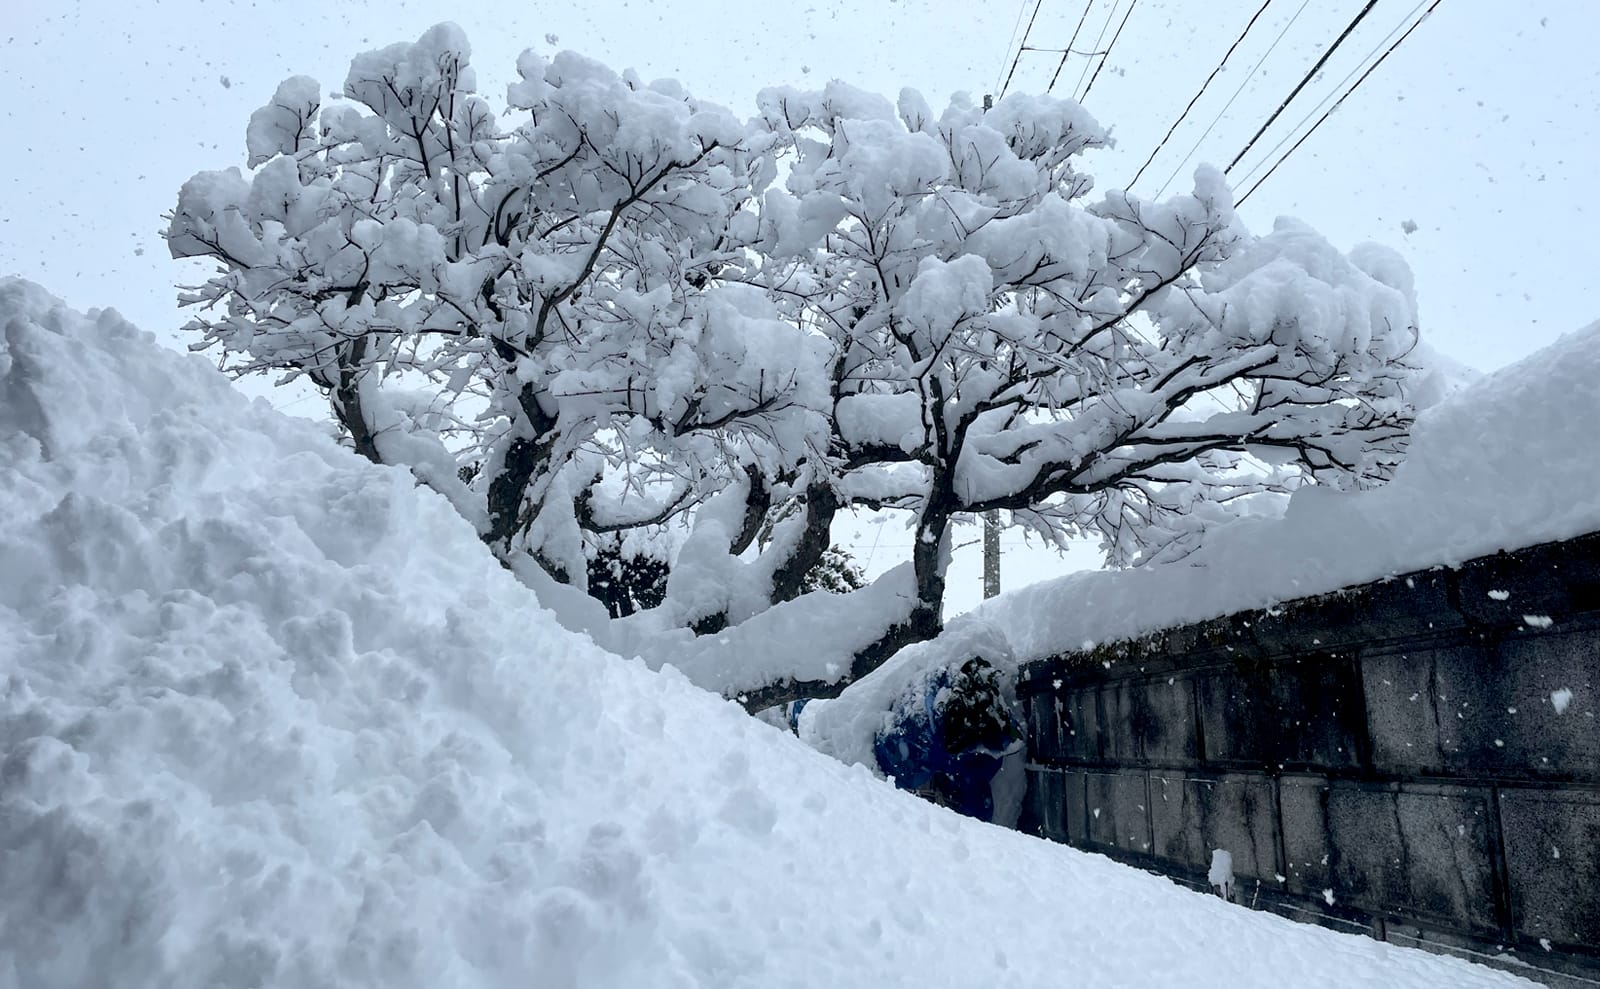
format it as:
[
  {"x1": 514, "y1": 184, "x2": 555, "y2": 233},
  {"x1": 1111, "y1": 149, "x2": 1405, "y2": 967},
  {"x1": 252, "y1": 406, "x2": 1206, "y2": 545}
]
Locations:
[
  {"x1": 805, "y1": 314, "x2": 1600, "y2": 769},
  {"x1": 0, "y1": 277, "x2": 1533, "y2": 987}
]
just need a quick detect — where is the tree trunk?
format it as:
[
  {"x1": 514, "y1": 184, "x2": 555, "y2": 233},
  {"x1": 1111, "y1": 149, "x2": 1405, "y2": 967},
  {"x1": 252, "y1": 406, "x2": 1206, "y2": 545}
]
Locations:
[
  {"x1": 484, "y1": 382, "x2": 560, "y2": 560},
  {"x1": 769, "y1": 482, "x2": 840, "y2": 604},
  {"x1": 746, "y1": 502, "x2": 949, "y2": 711},
  {"x1": 694, "y1": 480, "x2": 838, "y2": 637},
  {"x1": 910, "y1": 507, "x2": 949, "y2": 637},
  {"x1": 329, "y1": 336, "x2": 382, "y2": 464},
  {"x1": 727, "y1": 463, "x2": 771, "y2": 556}
]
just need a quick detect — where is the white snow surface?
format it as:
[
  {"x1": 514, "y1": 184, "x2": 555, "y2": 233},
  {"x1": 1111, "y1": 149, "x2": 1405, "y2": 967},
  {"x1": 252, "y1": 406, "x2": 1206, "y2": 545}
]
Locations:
[
  {"x1": 502, "y1": 532, "x2": 918, "y2": 700},
  {"x1": 0, "y1": 277, "x2": 1530, "y2": 987},
  {"x1": 805, "y1": 317, "x2": 1600, "y2": 769}
]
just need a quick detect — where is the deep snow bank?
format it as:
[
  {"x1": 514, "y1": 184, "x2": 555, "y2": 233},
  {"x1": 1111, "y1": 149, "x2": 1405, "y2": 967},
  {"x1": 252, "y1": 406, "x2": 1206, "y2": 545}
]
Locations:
[
  {"x1": 0, "y1": 276, "x2": 1529, "y2": 988},
  {"x1": 805, "y1": 317, "x2": 1600, "y2": 768}
]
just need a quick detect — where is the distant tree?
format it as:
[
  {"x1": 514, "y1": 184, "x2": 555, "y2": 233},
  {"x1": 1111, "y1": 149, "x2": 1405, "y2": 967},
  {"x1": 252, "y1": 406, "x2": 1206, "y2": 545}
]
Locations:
[
  {"x1": 168, "y1": 25, "x2": 1419, "y2": 701},
  {"x1": 800, "y1": 545, "x2": 867, "y2": 595}
]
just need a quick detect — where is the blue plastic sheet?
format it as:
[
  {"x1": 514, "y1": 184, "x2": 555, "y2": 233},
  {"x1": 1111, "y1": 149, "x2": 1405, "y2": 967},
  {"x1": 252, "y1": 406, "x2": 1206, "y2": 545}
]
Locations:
[{"x1": 872, "y1": 659, "x2": 1021, "y2": 822}]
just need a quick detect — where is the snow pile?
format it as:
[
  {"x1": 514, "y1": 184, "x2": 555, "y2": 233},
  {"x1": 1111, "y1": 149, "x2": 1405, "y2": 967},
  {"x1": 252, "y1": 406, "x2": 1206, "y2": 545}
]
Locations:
[
  {"x1": 805, "y1": 318, "x2": 1600, "y2": 767},
  {"x1": 503, "y1": 548, "x2": 917, "y2": 701},
  {"x1": 620, "y1": 563, "x2": 916, "y2": 698},
  {"x1": 0, "y1": 276, "x2": 1529, "y2": 987}
]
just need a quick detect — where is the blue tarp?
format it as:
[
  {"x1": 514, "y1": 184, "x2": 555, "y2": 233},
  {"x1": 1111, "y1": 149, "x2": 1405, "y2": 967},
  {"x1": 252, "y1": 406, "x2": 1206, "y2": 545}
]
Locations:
[{"x1": 872, "y1": 659, "x2": 1021, "y2": 822}]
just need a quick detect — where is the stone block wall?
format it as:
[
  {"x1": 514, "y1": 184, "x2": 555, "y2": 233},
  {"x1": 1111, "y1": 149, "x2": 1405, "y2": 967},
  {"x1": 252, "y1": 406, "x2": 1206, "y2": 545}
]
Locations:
[{"x1": 1018, "y1": 532, "x2": 1600, "y2": 986}]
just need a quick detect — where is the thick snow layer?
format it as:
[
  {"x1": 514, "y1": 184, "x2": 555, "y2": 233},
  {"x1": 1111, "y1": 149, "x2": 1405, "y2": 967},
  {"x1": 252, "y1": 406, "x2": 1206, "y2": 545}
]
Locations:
[
  {"x1": 805, "y1": 317, "x2": 1600, "y2": 768},
  {"x1": 606, "y1": 563, "x2": 916, "y2": 698},
  {"x1": 506, "y1": 546, "x2": 918, "y2": 700},
  {"x1": 0, "y1": 276, "x2": 1529, "y2": 988}
]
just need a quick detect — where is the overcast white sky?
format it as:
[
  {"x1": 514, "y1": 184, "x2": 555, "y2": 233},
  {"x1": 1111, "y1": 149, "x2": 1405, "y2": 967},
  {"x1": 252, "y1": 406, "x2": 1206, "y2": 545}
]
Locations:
[{"x1": 3, "y1": 0, "x2": 1595, "y2": 612}]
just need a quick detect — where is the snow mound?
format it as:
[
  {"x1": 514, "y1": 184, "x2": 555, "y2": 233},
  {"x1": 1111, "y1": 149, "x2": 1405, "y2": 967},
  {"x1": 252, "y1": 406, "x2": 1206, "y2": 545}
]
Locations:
[
  {"x1": 616, "y1": 562, "x2": 917, "y2": 699},
  {"x1": 0, "y1": 276, "x2": 1528, "y2": 987},
  {"x1": 806, "y1": 318, "x2": 1600, "y2": 768}
]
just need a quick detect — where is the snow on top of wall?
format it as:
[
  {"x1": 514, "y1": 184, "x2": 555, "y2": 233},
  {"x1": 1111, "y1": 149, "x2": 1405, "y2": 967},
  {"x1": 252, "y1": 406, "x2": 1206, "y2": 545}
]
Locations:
[
  {"x1": 0, "y1": 278, "x2": 1528, "y2": 987},
  {"x1": 989, "y1": 314, "x2": 1600, "y2": 663},
  {"x1": 804, "y1": 317, "x2": 1600, "y2": 768}
]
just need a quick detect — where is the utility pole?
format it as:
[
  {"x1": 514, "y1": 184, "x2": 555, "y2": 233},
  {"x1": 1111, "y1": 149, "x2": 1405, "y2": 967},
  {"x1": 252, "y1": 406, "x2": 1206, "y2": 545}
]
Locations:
[
  {"x1": 982, "y1": 510, "x2": 1001, "y2": 599},
  {"x1": 982, "y1": 87, "x2": 999, "y2": 600},
  {"x1": 980, "y1": 94, "x2": 998, "y2": 600}
]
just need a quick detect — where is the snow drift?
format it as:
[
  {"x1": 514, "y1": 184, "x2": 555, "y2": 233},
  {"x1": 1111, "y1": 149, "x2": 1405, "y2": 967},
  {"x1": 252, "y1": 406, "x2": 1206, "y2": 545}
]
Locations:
[
  {"x1": 805, "y1": 316, "x2": 1600, "y2": 770},
  {"x1": 0, "y1": 276, "x2": 1529, "y2": 987}
]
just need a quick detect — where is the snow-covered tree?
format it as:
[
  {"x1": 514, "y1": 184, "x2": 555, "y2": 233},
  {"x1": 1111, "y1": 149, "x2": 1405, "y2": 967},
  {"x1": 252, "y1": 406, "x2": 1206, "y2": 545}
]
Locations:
[
  {"x1": 168, "y1": 25, "x2": 1419, "y2": 698},
  {"x1": 166, "y1": 25, "x2": 832, "y2": 621},
  {"x1": 743, "y1": 83, "x2": 1418, "y2": 654}
]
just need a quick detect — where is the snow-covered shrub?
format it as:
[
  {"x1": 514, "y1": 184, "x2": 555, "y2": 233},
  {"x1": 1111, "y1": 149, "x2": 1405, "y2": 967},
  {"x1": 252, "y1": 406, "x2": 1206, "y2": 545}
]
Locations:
[{"x1": 800, "y1": 545, "x2": 867, "y2": 595}]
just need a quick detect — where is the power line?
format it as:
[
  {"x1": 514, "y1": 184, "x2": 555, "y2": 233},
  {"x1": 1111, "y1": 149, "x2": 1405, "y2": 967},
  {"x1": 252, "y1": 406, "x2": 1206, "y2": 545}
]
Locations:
[
  {"x1": 859, "y1": 516, "x2": 888, "y2": 574},
  {"x1": 1153, "y1": 0, "x2": 1313, "y2": 199},
  {"x1": 1224, "y1": 0, "x2": 1381, "y2": 175},
  {"x1": 994, "y1": 0, "x2": 1037, "y2": 96},
  {"x1": 1025, "y1": 44, "x2": 1114, "y2": 56},
  {"x1": 1125, "y1": 0, "x2": 1275, "y2": 192},
  {"x1": 1046, "y1": 1, "x2": 1097, "y2": 93},
  {"x1": 999, "y1": 0, "x2": 1047, "y2": 99},
  {"x1": 1237, "y1": 0, "x2": 1446, "y2": 205},
  {"x1": 1069, "y1": 0, "x2": 1121, "y2": 99},
  {"x1": 1078, "y1": 0, "x2": 1139, "y2": 104},
  {"x1": 1234, "y1": 0, "x2": 1426, "y2": 192}
]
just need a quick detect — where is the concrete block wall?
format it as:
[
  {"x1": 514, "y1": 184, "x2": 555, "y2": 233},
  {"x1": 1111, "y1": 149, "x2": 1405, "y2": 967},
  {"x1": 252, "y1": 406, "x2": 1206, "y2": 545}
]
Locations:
[{"x1": 1018, "y1": 532, "x2": 1600, "y2": 986}]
